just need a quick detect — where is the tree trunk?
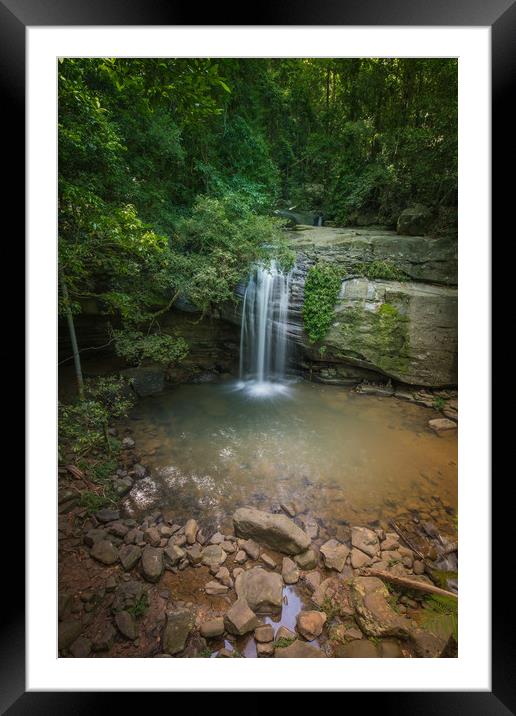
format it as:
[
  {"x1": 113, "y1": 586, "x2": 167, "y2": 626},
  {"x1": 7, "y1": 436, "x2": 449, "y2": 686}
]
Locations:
[{"x1": 59, "y1": 264, "x2": 84, "y2": 400}]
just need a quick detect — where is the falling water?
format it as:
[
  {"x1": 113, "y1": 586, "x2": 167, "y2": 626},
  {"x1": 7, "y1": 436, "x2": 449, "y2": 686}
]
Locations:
[{"x1": 239, "y1": 261, "x2": 292, "y2": 396}]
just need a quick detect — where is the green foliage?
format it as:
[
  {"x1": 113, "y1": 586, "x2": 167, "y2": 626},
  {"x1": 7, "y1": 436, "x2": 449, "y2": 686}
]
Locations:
[
  {"x1": 79, "y1": 490, "x2": 111, "y2": 515},
  {"x1": 127, "y1": 592, "x2": 149, "y2": 619},
  {"x1": 421, "y1": 595, "x2": 458, "y2": 642},
  {"x1": 302, "y1": 263, "x2": 342, "y2": 344},
  {"x1": 113, "y1": 329, "x2": 189, "y2": 367},
  {"x1": 355, "y1": 260, "x2": 409, "y2": 281},
  {"x1": 433, "y1": 396, "x2": 446, "y2": 411},
  {"x1": 59, "y1": 376, "x2": 134, "y2": 456},
  {"x1": 274, "y1": 637, "x2": 295, "y2": 649}
]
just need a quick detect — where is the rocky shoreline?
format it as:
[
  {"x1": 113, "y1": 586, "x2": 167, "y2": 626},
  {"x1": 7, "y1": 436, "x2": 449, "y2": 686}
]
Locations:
[{"x1": 59, "y1": 434, "x2": 458, "y2": 658}]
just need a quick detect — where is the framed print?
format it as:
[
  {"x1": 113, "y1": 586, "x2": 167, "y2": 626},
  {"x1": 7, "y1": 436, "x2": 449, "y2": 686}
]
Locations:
[{"x1": 4, "y1": 0, "x2": 510, "y2": 709}]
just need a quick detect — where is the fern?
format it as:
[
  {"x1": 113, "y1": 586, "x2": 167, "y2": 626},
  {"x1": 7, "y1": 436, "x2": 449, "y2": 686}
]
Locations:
[{"x1": 421, "y1": 595, "x2": 458, "y2": 642}]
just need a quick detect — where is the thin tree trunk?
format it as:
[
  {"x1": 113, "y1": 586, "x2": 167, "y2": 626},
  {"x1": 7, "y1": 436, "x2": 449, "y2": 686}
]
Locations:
[{"x1": 59, "y1": 263, "x2": 84, "y2": 399}]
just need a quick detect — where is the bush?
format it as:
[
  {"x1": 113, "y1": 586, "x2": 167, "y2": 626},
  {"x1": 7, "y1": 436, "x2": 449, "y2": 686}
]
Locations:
[
  {"x1": 113, "y1": 329, "x2": 189, "y2": 367},
  {"x1": 302, "y1": 263, "x2": 342, "y2": 344}
]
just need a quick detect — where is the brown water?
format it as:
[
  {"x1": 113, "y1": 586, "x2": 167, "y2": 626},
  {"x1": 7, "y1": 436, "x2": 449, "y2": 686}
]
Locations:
[{"x1": 121, "y1": 380, "x2": 457, "y2": 536}]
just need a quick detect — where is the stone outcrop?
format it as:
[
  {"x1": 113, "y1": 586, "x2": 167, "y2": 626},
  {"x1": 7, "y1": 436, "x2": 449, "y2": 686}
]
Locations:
[
  {"x1": 350, "y1": 576, "x2": 412, "y2": 638},
  {"x1": 233, "y1": 508, "x2": 311, "y2": 555}
]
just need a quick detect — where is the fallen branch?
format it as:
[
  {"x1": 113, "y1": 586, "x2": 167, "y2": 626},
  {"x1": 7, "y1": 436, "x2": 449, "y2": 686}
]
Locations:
[
  {"x1": 390, "y1": 520, "x2": 427, "y2": 562},
  {"x1": 360, "y1": 568, "x2": 458, "y2": 600}
]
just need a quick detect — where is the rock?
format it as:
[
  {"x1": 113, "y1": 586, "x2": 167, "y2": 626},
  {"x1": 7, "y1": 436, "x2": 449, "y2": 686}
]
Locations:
[
  {"x1": 413, "y1": 560, "x2": 425, "y2": 575},
  {"x1": 144, "y1": 527, "x2": 161, "y2": 547},
  {"x1": 261, "y1": 553, "x2": 276, "y2": 569},
  {"x1": 234, "y1": 550, "x2": 247, "y2": 564},
  {"x1": 185, "y1": 519, "x2": 198, "y2": 544},
  {"x1": 235, "y1": 567, "x2": 283, "y2": 614},
  {"x1": 120, "y1": 365, "x2": 164, "y2": 397},
  {"x1": 58, "y1": 620, "x2": 82, "y2": 651},
  {"x1": 84, "y1": 528, "x2": 108, "y2": 547},
  {"x1": 205, "y1": 580, "x2": 229, "y2": 596},
  {"x1": 280, "y1": 501, "x2": 303, "y2": 517},
  {"x1": 320, "y1": 539, "x2": 349, "y2": 571},
  {"x1": 312, "y1": 577, "x2": 354, "y2": 617},
  {"x1": 119, "y1": 544, "x2": 142, "y2": 571},
  {"x1": 281, "y1": 557, "x2": 300, "y2": 584},
  {"x1": 200, "y1": 617, "x2": 225, "y2": 638},
  {"x1": 409, "y1": 628, "x2": 445, "y2": 658},
  {"x1": 221, "y1": 541, "x2": 236, "y2": 554},
  {"x1": 298, "y1": 514, "x2": 319, "y2": 540},
  {"x1": 224, "y1": 598, "x2": 259, "y2": 636},
  {"x1": 121, "y1": 436, "x2": 135, "y2": 449},
  {"x1": 115, "y1": 610, "x2": 137, "y2": 640},
  {"x1": 209, "y1": 532, "x2": 225, "y2": 545},
  {"x1": 164, "y1": 543, "x2": 185, "y2": 568},
  {"x1": 351, "y1": 527, "x2": 380, "y2": 558},
  {"x1": 162, "y1": 608, "x2": 194, "y2": 655},
  {"x1": 233, "y1": 508, "x2": 311, "y2": 555},
  {"x1": 428, "y1": 418, "x2": 457, "y2": 435},
  {"x1": 303, "y1": 571, "x2": 322, "y2": 592},
  {"x1": 275, "y1": 626, "x2": 296, "y2": 642},
  {"x1": 183, "y1": 543, "x2": 202, "y2": 566},
  {"x1": 274, "y1": 640, "x2": 326, "y2": 658},
  {"x1": 254, "y1": 624, "x2": 274, "y2": 643},
  {"x1": 379, "y1": 640, "x2": 403, "y2": 657},
  {"x1": 112, "y1": 580, "x2": 147, "y2": 613},
  {"x1": 335, "y1": 640, "x2": 378, "y2": 658},
  {"x1": 350, "y1": 577, "x2": 412, "y2": 638},
  {"x1": 233, "y1": 567, "x2": 244, "y2": 580},
  {"x1": 90, "y1": 540, "x2": 119, "y2": 566},
  {"x1": 91, "y1": 622, "x2": 116, "y2": 652},
  {"x1": 58, "y1": 592, "x2": 71, "y2": 620},
  {"x1": 294, "y1": 549, "x2": 318, "y2": 570},
  {"x1": 256, "y1": 642, "x2": 275, "y2": 657},
  {"x1": 141, "y1": 545, "x2": 164, "y2": 582},
  {"x1": 350, "y1": 547, "x2": 373, "y2": 569},
  {"x1": 201, "y1": 544, "x2": 227, "y2": 569},
  {"x1": 108, "y1": 522, "x2": 129, "y2": 538},
  {"x1": 95, "y1": 508, "x2": 120, "y2": 523},
  {"x1": 241, "y1": 539, "x2": 260, "y2": 560},
  {"x1": 131, "y1": 463, "x2": 147, "y2": 480},
  {"x1": 296, "y1": 610, "x2": 327, "y2": 640},
  {"x1": 113, "y1": 476, "x2": 133, "y2": 497},
  {"x1": 69, "y1": 636, "x2": 91, "y2": 658},
  {"x1": 381, "y1": 533, "x2": 400, "y2": 551},
  {"x1": 397, "y1": 204, "x2": 433, "y2": 236},
  {"x1": 215, "y1": 566, "x2": 232, "y2": 587}
]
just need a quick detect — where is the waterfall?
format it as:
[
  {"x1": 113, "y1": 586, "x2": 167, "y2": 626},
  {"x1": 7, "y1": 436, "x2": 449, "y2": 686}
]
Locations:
[{"x1": 239, "y1": 261, "x2": 292, "y2": 395}]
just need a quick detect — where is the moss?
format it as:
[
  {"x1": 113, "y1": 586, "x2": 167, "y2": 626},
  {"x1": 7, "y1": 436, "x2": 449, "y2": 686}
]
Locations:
[
  {"x1": 354, "y1": 260, "x2": 409, "y2": 281},
  {"x1": 274, "y1": 637, "x2": 295, "y2": 649},
  {"x1": 302, "y1": 262, "x2": 342, "y2": 344}
]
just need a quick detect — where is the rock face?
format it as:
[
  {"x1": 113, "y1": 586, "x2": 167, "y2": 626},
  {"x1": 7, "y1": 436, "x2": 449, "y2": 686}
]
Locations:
[
  {"x1": 397, "y1": 204, "x2": 433, "y2": 236},
  {"x1": 233, "y1": 508, "x2": 310, "y2": 555},
  {"x1": 350, "y1": 577, "x2": 412, "y2": 638},
  {"x1": 120, "y1": 365, "x2": 165, "y2": 397},
  {"x1": 235, "y1": 567, "x2": 283, "y2": 614}
]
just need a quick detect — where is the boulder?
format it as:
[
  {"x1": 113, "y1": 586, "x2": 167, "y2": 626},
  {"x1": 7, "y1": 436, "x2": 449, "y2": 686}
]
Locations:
[
  {"x1": 69, "y1": 636, "x2": 91, "y2": 658},
  {"x1": 255, "y1": 624, "x2": 274, "y2": 643},
  {"x1": 91, "y1": 622, "x2": 116, "y2": 652},
  {"x1": 241, "y1": 539, "x2": 261, "y2": 560},
  {"x1": 351, "y1": 527, "x2": 380, "y2": 558},
  {"x1": 185, "y1": 519, "x2": 198, "y2": 544},
  {"x1": 274, "y1": 640, "x2": 326, "y2": 658},
  {"x1": 294, "y1": 549, "x2": 318, "y2": 570},
  {"x1": 256, "y1": 642, "x2": 275, "y2": 657},
  {"x1": 164, "y1": 543, "x2": 185, "y2": 568},
  {"x1": 350, "y1": 547, "x2": 373, "y2": 569},
  {"x1": 397, "y1": 204, "x2": 433, "y2": 236},
  {"x1": 119, "y1": 544, "x2": 142, "y2": 571},
  {"x1": 90, "y1": 540, "x2": 119, "y2": 566},
  {"x1": 115, "y1": 610, "x2": 137, "y2": 640},
  {"x1": 94, "y1": 508, "x2": 120, "y2": 523},
  {"x1": 233, "y1": 508, "x2": 310, "y2": 555},
  {"x1": 296, "y1": 610, "x2": 327, "y2": 641},
  {"x1": 200, "y1": 617, "x2": 225, "y2": 638},
  {"x1": 141, "y1": 545, "x2": 164, "y2": 583},
  {"x1": 428, "y1": 418, "x2": 457, "y2": 435},
  {"x1": 335, "y1": 640, "x2": 378, "y2": 658},
  {"x1": 205, "y1": 580, "x2": 229, "y2": 596},
  {"x1": 201, "y1": 544, "x2": 227, "y2": 569},
  {"x1": 282, "y1": 557, "x2": 300, "y2": 584},
  {"x1": 224, "y1": 598, "x2": 259, "y2": 636},
  {"x1": 162, "y1": 608, "x2": 194, "y2": 655},
  {"x1": 235, "y1": 567, "x2": 283, "y2": 614},
  {"x1": 312, "y1": 577, "x2": 354, "y2": 617},
  {"x1": 350, "y1": 577, "x2": 412, "y2": 638},
  {"x1": 320, "y1": 539, "x2": 349, "y2": 571},
  {"x1": 58, "y1": 620, "x2": 82, "y2": 651},
  {"x1": 121, "y1": 365, "x2": 165, "y2": 397}
]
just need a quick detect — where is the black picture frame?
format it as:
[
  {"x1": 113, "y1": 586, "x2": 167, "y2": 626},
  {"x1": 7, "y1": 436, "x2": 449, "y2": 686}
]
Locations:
[{"x1": 5, "y1": 0, "x2": 509, "y2": 710}]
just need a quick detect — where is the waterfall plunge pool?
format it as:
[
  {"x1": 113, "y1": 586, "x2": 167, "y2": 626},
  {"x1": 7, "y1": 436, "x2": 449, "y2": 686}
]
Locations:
[{"x1": 121, "y1": 379, "x2": 457, "y2": 536}]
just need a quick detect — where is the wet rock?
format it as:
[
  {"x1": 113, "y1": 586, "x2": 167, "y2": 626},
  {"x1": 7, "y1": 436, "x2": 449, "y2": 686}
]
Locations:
[
  {"x1": 90, "y1": 540, "x2": 119, "y2": 566},
  {"x1": 69, "y1": 636, "x2": 91, "y2": 658},
  {"x1": 162, "y1": 608, "x2": 194, "y2": 655},
  {"x1": 351, "y1": 527, "x2": 380, "y2": 558},
  {"x1": 131, "y1": 463, "x2": 147, "y2": 480},
  {"x1": 381, "y1": 533, "x2": 400, "y2": 551},
  {"x1": 296, "y1": 610, "x2": 327, "y2": 640},
  {"x1": 350, "y1": 548, "x2": 374, "y2": 569},
  {"x1": 233, "y1": 507, "x2": 311, "y2": 555},
  {"x1": 95, "y1": 509, "x2": 120, "y2": 524},
  {"x1": 261, "y1": 553, "x2": 276, "y2": 569},
  {"x1": 351, "y1": 577, "x2": 412, "y2": 638},
  {"x1": 200, "y1": 617, "x2": 225, "y2": 638},
  {"x1": 241, "y1": 539, "x2": 260, "y2": 561},
  {"x1": 335, "y1": 640, "x2": 378, "y2": 658},
  {"x1": 280, "y1": 501, "x2": 304, "y2": 518},
  {"x1": 115, "y1": 610, "x2": 137, "y2": 640},
  {"x1": 122, "y1": 436, "x2": 135, "y2": 449},
  {"x1": 201, "y1": 544, "x2": 227, "y2": 569},
  {"x1": 281, "y1": 557, "x2": 300, "y2": 585},
  {"x1": 274, "y1": 640, "x2": 326, "y2": 658},
  {"x1": 141, "y1": 545, "x2": 164, "y2": 582},
  {"x1": 303, "y1": 571, "x2": 322, "y2": 592},
  {"x1": 119, "y1": 544, "x2": 142, "y2": 571},
  {"x1": 312, "y1": 577, "x2": 354, "y2": 617},
  {"x1": 92, "y1": 622, "x2": 116, "y2": 652},
  {"x1": 224, "y1": 598, "x2": 259, "y2": 636},
  {"x1": 235, "y1": 567, "x2": 283, "y2": 614},
  {"x1": 185, "y1": 519, "x2": 198, "y2": 544},
  {"x1": 58, "y1": 620, "x2": 82, "y2": 651},
  {"x1": 186, "y1": 543, "x2": 203, "y2": 565},
  {"x1": 294, "y1": 549, "x2": 318, "y2": 570},
  {"x1": 409, "y1": 628, "x2": 445, "y2": 657},
  {"x1": 164, "y1": 543, "x2": 185, "y2": 568},
  {"x1": 144, "y1": 527, "x2": 161, "y2": 547},
  {"x1": 113, "y1": 476, "x2": 133, "y2": 497},
  {"x1": 257, "y1": 641, "x2": 275, "y2": 657},
  {"x1": 320, "y1": 539, "x2": 349, "y2": 572},
  {"x1": 255, "y1": 624, "x2": 274, "y2": 643},
  {"x1": 298, "y1": 515, "x2": 319, "y2": 540},
  {"x1": 428, "y1": 418, "x2": 457, "y2": 435},
  {"x1": 379, "y1": 639, "x2": 403, "y2": 657},
  {"x1": 205, "y1": 580, "x2": 229, "y2": 596}
]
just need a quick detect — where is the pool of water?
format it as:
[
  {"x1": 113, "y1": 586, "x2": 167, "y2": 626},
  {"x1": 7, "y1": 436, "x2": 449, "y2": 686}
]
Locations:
[{"x1": 121, "y1": 379, "x2": 457, "y2": 535}]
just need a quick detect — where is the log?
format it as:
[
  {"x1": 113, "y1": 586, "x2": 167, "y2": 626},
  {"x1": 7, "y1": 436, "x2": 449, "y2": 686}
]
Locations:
[
  {"x1": 360, "y1": 568, "x2": 458, "y2": 600},
  {"x1": 390, "y1": 520, "x2": 427, "y2": 562}
]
